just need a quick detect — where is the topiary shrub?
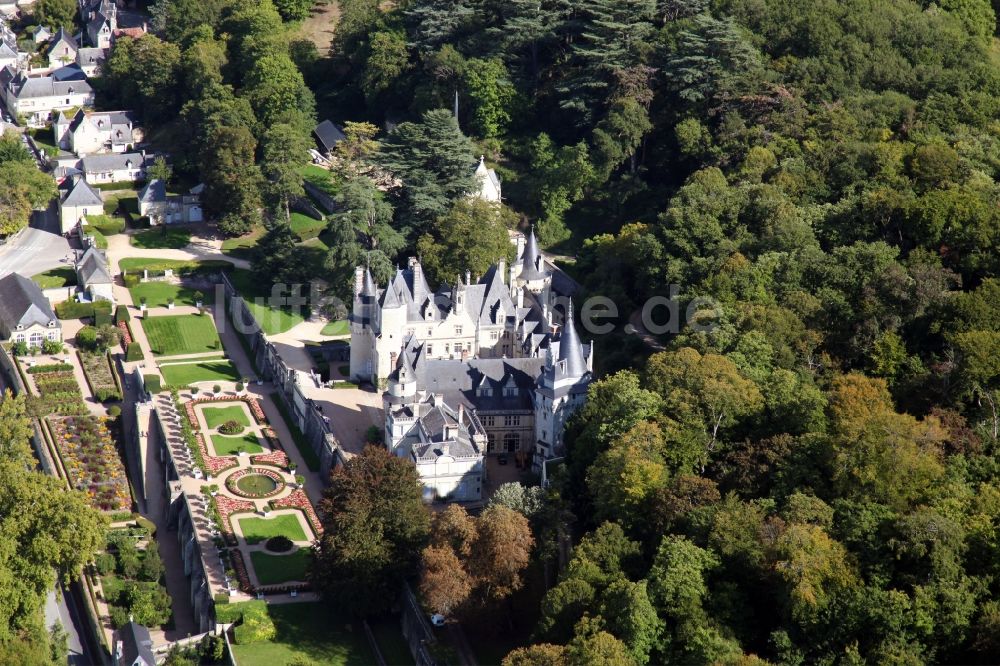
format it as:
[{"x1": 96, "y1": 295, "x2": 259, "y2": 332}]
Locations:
[
  {"x1": 123, "y1": 274, "x2": 140, "y2": 288},
  {"x1": 218, "y1": 420, "x2": 244, "y2": 435},
  {"x1": 115, "y1": 304, "x2": 131, "y2": 323},
  {"x1": 265, "y1": 536, "x2": 294, "y2": 553},
  {"x1": 126, "y1": 342, "x2": 143, "y2": 362}
]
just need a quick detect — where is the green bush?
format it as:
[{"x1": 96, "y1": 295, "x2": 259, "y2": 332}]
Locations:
[
  {"x1": 55, "y1": 299, "x2": 113, "y2": 320},
  {"x1": 95, "y1": 552, "x2": 116, "y2": 576},
  {"x1": 26, "y1": 363, "x2": 74, "y2": 374},
  {"x1": 123, "y1": 273, "x2": 140, "y2": 288},
  {"x1": 95, "y1": 387, "x2": 122, "y2": 402},
  {"x1": 95, "y1": 312, "x2": 113, "y2": 327},
  {"x1": 115, "y1": 305, "x2": 131, "y2": 323},
  {"x1": 233, "y1": 603, "x2": 277, "y2": 644},
  {"x1": 126, "y1": 342, "x2": 143, "y2": 362},
  {"x1": 11, "y1": 341, "x2": 27, "y2": 356},
  {"x1": 144, "y1": 374, "x2": 162, "y2": 394}
]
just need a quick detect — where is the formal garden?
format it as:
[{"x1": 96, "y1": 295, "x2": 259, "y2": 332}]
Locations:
[
  {"x1": 46, "y1": 416, "x2": 131, "y2": 512},
  {"x1": 79, "y1": 351, "x2": 123, "y2": 402},
  {"x1": 24, "y1": 363, "x2": 87, "y2": 416},
  {"x1": 160, "y1": 359, "x2": 241, "y2": 386}
]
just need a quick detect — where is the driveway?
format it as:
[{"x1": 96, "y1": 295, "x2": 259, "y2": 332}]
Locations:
[{"x1": 0, "y1": 223, "x2": 72, "y2": 279}]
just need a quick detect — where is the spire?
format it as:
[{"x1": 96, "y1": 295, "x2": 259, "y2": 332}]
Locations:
[
  {"x1": 519, "y1": 226, "x2": 547, "y2": 280},
  {"x1": 362, "y1": 267, "x2": 376, "y2": 297},
  {"x1": 558, "y1": 301, "x2": 587, "y2": 378}
]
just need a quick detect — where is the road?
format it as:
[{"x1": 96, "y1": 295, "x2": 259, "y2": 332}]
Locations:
[
  {"x1": 44, "y1": 584, "x2": 94, "y2": 666},
  {"x1": 0, "y1": 210, "x2": 72, "y2": 279}
]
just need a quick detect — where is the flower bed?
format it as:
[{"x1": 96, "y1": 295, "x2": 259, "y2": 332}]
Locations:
[
  {"x1": 118, "y1": 321, "x2": 133, "y2": 348},
  {"x1": 48, "y1": 416, "x2": 131, "y2": 512},
  {"x1": 28, "y1": 367, "x2": 88, "y2": 416},
  {"x1": 250, "y1": 450, "x2": 289, "y2": 468},
  {"x1": 229, "y1": 548, "x2": 253, "y2": 593},
  {"x1": 226, "y1": 467, "x2": 285, "y2": 499},
  {"x1": 186, "y1": 396, "x2": 268, "y2": 428},
  {"x1": 271, "y1": 490, "x2": 322, "y2": 536},
  {"x1": 198, "y1": 434, "x2": 239, "y2": 475},
  {"x1": 215, "y1": 494, "x2": 256, "y2": 538},
  {"x1": 79, "y1": 352, "x2": 121, "y2": 402}
]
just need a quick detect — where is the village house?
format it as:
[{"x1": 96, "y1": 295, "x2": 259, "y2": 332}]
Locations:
[
  {"x1": 1, "y1": 66, "x2": 94, "y2": 126},
  {"x1": 55, "y1": 108, "x2": 139, "y2": 154},
  {"x1": 47, "y1": 28, "x2": 78, "y2": 69},
  {"x1": 111, "y1": 622, "x2": 155, "y2": 666},
  {"x1": 80, "y1": 151, "x2": 150, "y2": 184},
  {"x1": 58, "y1": 175, "x2": 103, "y2": 233},
  {"x1": 0, "y1": 273, "x2": 62, "y2": 348},
  {"x1": 76, "y1": 47, "x2": 107, "y2": 77},
  {"x1": 137, "y1": 179, "x2": 203, "y2": 224},
  {"x1": 75, "y1": 246, "x2": 114, "y2": 304},
  {"x1": 314, "y1": 119, "x2": 345, "y2": 156}
]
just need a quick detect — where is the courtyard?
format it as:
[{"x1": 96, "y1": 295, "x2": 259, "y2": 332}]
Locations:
[{"x1": 141, "y1": 313, "x2": 223, "y2": 356}]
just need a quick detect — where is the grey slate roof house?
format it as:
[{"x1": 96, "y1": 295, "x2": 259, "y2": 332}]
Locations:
[
  {"x1": 80, "y1": 151, "x2": 150, "y2": 184},
  {"x1": 58, "y1": 175, "x2": 104, "y2": 233},
  {"x1": 0, "y1": 273, "x2": 62, "y2": 347},
  {"x1": 2, "y1": 67, "x2": 95, "y2": 126},
  {"x1": 75, "y1": 246, "x2": 114, "y2": 304},
  {"x1": 314, "y1": 119, "x2": 346, "y2": 154},
  {"x1": 112, "y1": 621, "x2": 155, "y2": 666}
]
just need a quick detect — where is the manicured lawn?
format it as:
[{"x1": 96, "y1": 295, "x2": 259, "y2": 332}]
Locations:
[
  {"x1": 160, "y1": 360, "x2": 239, "y2": 386},
  {"x1": 271, "y1": 393, "x2": 320, "y2": 471},
  {"x1": 321, "y1": 320, "x2": 349, "y2": 336},
  {"x1": 300, "y1": 164, "x2": 336, "y2": 196},
  {"x1": 118, "y1": 258, "x2": 234, "y2": 274},
  {"x1": 84, "y1": 214, "x2": 124, "y2": 235},
  {"x1": 221, "y1": 225, "x2": 264, "y2": 260},
  {"x1": 236, "y1": 514, "x2": 308, "y2": 545},
  {"x1": 237, "y1": 473, "x2": 278, "y2": 495},
  {"x1": 29, "y1": 127, "x2": 58, "y2": 154},
  {"x1": 141, "y1": 314, "x2": 222, "y2": 356},
  {"x1": 202, "y1": 405, "x2": 251, "y2": 429},
  {"x1": 290, "y1": 212, "x2": 326, "y2": 240},
  {"x1": 131, "y1": 227, "x2": 192, "y2": 249},
  {"x1": 250, "y1": 549, "x2": 310, "y2": 585},
  {"x1": 103, "y1": 192, "x2": 139, "y2": 217},
  {"x1": 210, "y1": 432, "x2": 263, "y2": 456},
  {"x1": 82, "y1": 224, "x2": 108, "y2": 249},
  {"x1": 129, "y1": 281, "x2": 215, "y2": 308},
  {"x1": 228, "y1": 269, "x2": 307, "y2": 336},
  {"x1": 229, "y1": 602, "x2": 375, "y2": 666},
  {"x1": 32, "y1": 267, "x2": 77, "y2": 288}
]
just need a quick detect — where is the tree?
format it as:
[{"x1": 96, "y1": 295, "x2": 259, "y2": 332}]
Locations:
[
  {"x1": 0, "y1": 161, "x2": 57, "y2": 236},
  {"x1": 527, "y1": 134, "x2": 595, "y2": 246},
  {"x1": 404, "y1": 0, "x2": 474, "y2": 53},
  {"x1": 537, "y1": 578, "x2": 597, "y2": 643},
  {"x1": 361, "y1": 30, "x2": 411, "y2": 105},
  {"x1": 200, "y1": 124, "x2": 262, "y2": 236},
  {"x1": 254, "y1": 219, "x2": 303, "y2": 285},
  {"x1": 261, "y1": 123, "x2": 310, "y2": 221},
  {"x1": 419, "y1": 545, "x2": 472, "y2": 615},
  {"x1": 503, "y1": 643, "x2": 568, "y2": 666},
  {"x1": 103, "y1": 35, "x2": 181, "y2": 124},
  {"x1": 587, "y1": 421, "x2": 670, "y2": 531},
  {"x1": 463, "y1": 57, "x2": 516, "y2": 138},
  {"x1": 0, "y1": 460, "x2": 106, "y2": 641},
  {"x1": 416, "y1": 198, "x2": 516, "y2": 284},
  {"x1": 488, "y1": 483, "x2": 545, "y2": 517},
  {"x1": 243, "y1": 53, "x2": 315, "y2": 128},
  {"x1": 468, "y1": 505, "x2": 534, "y2": 603},
  {"x1": 33, "y1": 0, "x2": 76, "y2": 29},
  {"x1": 146, "y1": 156, "x2": 172, "y2": 186},
  {"x1": 312, "y1": 446, "x2": 430, "y2": 615},
  {"x1": 598, "y1": 579, "x2": 662, "y2": 666},
  {"x1": 272, "y1": 0, "x2": 312, "y2": 21},
  {"x1": 379, "y1": 109, "x2": 477, "y2": 237},
  {"x1": 646, "y1": 536, "x2": 718, "y2": 620},
  {"x1": 566, "y1": 617, "x2": 637, "y2": 666},
  {"x1": 332, "y1": 171, "x2": 404, "y2": 271}
]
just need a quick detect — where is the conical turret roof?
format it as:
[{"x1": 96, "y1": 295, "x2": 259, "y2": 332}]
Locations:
[{"x1": 558, "y1": 301, "x2": 587, "y2": 378}]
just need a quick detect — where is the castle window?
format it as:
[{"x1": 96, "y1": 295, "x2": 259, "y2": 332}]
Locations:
[
  {"x1": 481, "y1": 415, "x2": 494, "y2": 426},
  {"x1": 504, "y1": 415, "x2": 519, "y2": 427},
  {"x1": 426, "y1": 344, "x2": 433, "y2": 356},
  {"x1": 491, "y1": 331, "x2": 499, "y2": 341},
  {"x1": 504, "y1": 387, "x2": 517, "y2": 398},
  {"x1": 455, "y1": 326, "x2": 462, "y2": 336}
]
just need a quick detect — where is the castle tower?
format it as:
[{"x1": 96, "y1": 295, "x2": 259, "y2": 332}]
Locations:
[{"x1": 349, "y1": 266, "x2": 377, "y2": 382}]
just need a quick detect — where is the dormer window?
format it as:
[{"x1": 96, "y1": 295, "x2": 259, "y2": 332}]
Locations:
[{"x1": 504, "y1": 387, "x2": 517, "y2": 398}]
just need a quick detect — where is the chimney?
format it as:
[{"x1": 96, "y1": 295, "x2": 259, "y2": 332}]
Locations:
[
  {"x1": 353, "y1": 266, "x2": 364, "y2": 296},
  {"x1": 465, "y1": 270, "x2": 471, "y2": 285},
  {"x1": 498, "y1": 259, "x2": 506, "y2": 284},
  {"x1": 516, "y1": 233, "x2": 526, "y2": 261},
  {"x1": 458, "y1": 403, "x2": 465, "y2": 423}
]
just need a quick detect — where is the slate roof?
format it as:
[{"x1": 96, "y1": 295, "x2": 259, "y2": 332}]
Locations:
[
  {"x1": 138, "y1": 178, "x2": 165, "y2": 204},
  {"x1": 77, "y1": 47, "x2": 107, "y2": 67},
  {"x1": 81, "y1": 151, "x2": 146, "y2": 173},
  {"x1": 0, "y1": 273, "x2": 57, "y2": 330},
  {"x1": 49, "y1": 28, "x2": 78, "y2": 53},
  {"x1": 77, "y1": 246, "x2": 112, "y2": 285},
  {"x1": 115, "y1": 622, "x2": 155, "y2": 666},
  {"x1": 0, "y1": 42, "x2": 15, "y2": 59},
  {"x1": 557, "y1": 302, "x2": 587, "y2": 378},
  {"x1": 518, "y1": 228, "x2": 547, "y2": 281},
  {"x1": 51, "y1": 63, "x2": 86, "y2": 81},
  {"x1": 63, "y1": 177, "x2": 102, "y2": 206},
  {"x1": 68, "y1": 109, "x2": 133, "y2": 140},
  {"x1": 314, "y1": 120, "x2": 346, "y2": 153},
  {"x1": 12, "y1": 74, "x2": 92, "y2": 100}
]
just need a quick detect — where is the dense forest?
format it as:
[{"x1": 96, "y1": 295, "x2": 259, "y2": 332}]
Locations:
[{"x1": 16, "y1": 0, "x2": 1000, "y2": 662}]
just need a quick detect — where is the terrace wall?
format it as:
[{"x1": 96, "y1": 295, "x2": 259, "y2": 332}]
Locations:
[{"x1": 218, "y1": 274, "x2": 342, "y2": 479}]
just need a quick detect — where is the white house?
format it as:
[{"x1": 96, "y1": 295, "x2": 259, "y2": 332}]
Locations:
[
  {"x1": 473, "y1": 155, "x2": 501, "y2": 202},
  {"x1": 55, "y1": 109, "x2": 138, "y2": 155},
  {"x1": 80, "y1": 152, "x2": 149, "y2": 184},
  {"x1": 2, "y1": 67, "x2": 94, "y2": 126},
  {"x1": 76, "y1": 47, "x2": 107, "y2": 77},
  {"x1": 47, "y1": 28, "x2": 78, "y2": 69},
  {"x1": 112, "y1": 622, "x2": 155, "y2": 666},
  {"x1": 75, "y1": 246, "x2": 114, "y2": 304},
  {"x1": 138, "y1": 179, "x2": 203, "y2": 224},
  {"x1": 0, "y1": 273, "x2": 62, "y2": 348},
  {"x1": 0, "y1": 42, "x2": 16, "y2": 71},
  {"x1": 58, "y1": 176, "x2": 103, "y2": 233}
]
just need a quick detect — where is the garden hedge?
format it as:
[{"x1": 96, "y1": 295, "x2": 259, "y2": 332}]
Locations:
[
  {"x1": 55, "y1": 300, "x2": 113, "y2": 321},
  {"x1": 144, "y1": 374, "x2": 162, "y2": 394},
  {"x1": 115, "y1": 305, "x2": 131, "y2": 323},
  {"x1": 126, "y1": 342, "x2": 143, "y2": 362},
  {"x1": 26, "y1": 363, "x2": 74, "y2": 374}
]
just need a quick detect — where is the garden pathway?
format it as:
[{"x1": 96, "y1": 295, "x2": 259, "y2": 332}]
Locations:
[{"x1": 105, "y1": 233, "x2": 252, "y2": 272}]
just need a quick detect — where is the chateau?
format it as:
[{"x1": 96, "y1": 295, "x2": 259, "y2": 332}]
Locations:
[{"x1": 350, "y1": 230, "x2": 593, "y2": 500}]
